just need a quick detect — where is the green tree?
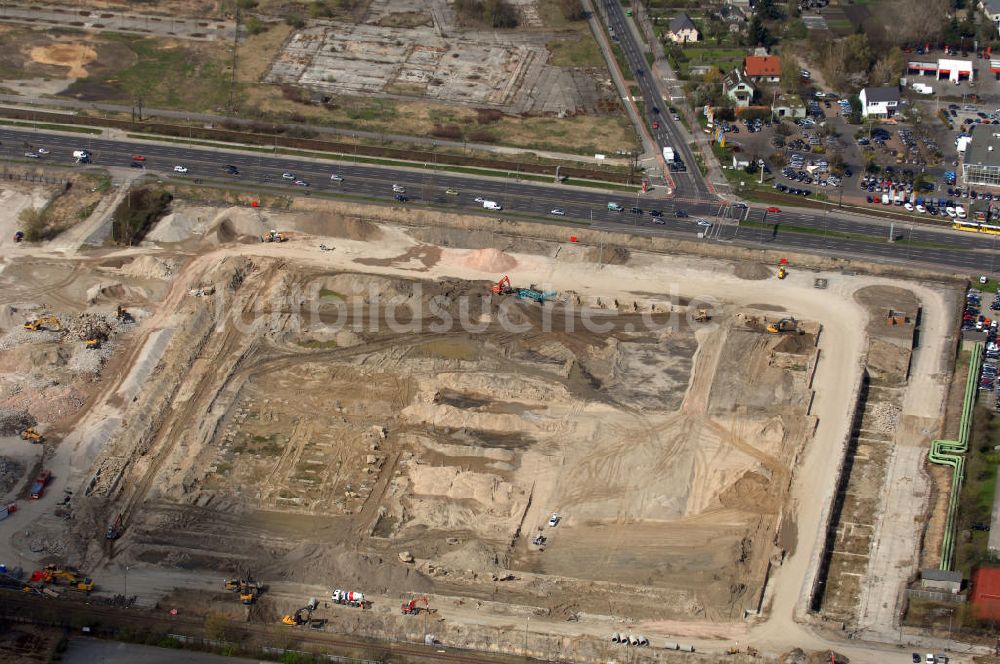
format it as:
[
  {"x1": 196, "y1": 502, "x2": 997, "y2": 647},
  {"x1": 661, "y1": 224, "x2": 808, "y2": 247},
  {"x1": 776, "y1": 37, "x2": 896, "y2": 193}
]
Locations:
[
  {"x1": 18, "y1": 206, "x2": 46, "y2": 242},
  {"x1": 755, "y1": 0, "x2": 783, "y2": 21},
  {"x1": 244, "y1": 15, "x2": 266, "y2": 35},
  {"x1": 745, "y1": 15, "x2": 774, "y2": 48}
]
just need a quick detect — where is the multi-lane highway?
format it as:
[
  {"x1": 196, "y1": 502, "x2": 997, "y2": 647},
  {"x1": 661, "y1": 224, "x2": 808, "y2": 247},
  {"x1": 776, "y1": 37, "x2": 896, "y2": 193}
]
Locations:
[
  {"x1": 600, "y1": 0, "x2": 709, "y2": 199},
  {"x1": 2, "y1": 126, "x2": 998, "y2": 272}
]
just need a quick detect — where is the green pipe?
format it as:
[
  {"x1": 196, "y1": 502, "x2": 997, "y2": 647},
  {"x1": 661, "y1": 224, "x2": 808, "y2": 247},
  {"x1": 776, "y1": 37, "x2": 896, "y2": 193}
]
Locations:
[{"x1": 928, "y1": 341, "x2": 983, "y2": 571}]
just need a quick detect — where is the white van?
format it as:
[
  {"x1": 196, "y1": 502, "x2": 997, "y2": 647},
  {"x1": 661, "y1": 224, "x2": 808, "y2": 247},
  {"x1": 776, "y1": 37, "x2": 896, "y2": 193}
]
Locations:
[
  {"x1": 72, "y1": 150, "x2": 90, "y2": 159},
  {"x1": 483, "y1": 200, "x2": 502, "y2": 210}
]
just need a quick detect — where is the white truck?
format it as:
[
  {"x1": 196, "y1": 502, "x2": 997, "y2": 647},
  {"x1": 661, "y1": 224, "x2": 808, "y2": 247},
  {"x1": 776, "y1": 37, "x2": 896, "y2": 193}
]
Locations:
[
  {"x1": 911, "y1": 82, "x2": 933, "y2": 95},
  {"x1": 72, "y1": 150, "x2": 91, "y2": 163},
  {"x1": 482, "y1": 200, "x2": 502, "y2": 211},
  {"x1": 662, "y1": 146, "x2": 675, "y2": 162},
  {"x1": 331, "y1": 589, "x2": 365, "y2": 607}
]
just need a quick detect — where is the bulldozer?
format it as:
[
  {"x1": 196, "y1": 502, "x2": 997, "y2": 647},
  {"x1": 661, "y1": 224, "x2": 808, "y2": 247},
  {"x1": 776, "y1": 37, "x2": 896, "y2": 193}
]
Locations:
[
  {"x1": 84, "y1": 338, "x2": 102, "y2": 350},
  {"x1": 20, "y1": 428, "x2": 43, "y2": 444},
  {"x1": 23, "y1": 316, "x2": 61, "y2": 332},
  {"x1": 766, "y1": 317, "x2": 799, "y2": 334},
  {"x1": 401, "y1": 596, "x2": 429, "y2": 615}
]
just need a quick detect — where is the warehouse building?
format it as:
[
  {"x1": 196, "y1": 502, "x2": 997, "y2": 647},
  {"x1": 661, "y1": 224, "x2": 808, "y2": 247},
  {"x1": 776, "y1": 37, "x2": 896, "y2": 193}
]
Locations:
[{"x1": 962, "y1": 125, "x2": 1000, "y2": 188}]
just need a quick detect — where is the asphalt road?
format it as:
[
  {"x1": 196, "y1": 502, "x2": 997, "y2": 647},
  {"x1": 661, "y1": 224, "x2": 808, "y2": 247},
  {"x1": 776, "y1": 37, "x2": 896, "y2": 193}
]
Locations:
[
  {"x1": 600, "y1": 0, "x2": 709, "y2": 199},
  {"x1": 2, "y1": 127, "x2": 998, "y2": 273}
]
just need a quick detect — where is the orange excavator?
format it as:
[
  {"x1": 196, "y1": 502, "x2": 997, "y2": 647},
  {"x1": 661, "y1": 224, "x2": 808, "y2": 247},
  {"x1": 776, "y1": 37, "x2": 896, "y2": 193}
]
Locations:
[
  {"x1": 490, "y1": 275, "x2": 513, "y2": 295},
  {"x1": 401, "y1": 596, "x2": 429, "y2": 615}
]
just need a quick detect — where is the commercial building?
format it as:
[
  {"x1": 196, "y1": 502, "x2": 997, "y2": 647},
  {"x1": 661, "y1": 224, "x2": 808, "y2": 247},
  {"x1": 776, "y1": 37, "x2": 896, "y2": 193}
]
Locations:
[
  {"x1": 906, "y1": 57, "x2": 975, "y2": 83},
  {"x1": 859, "y1": 86, "x2": 900, "y2": 119},
  {"x1": 962, "y1": 125, "x2": 1000, "y2": 189}
]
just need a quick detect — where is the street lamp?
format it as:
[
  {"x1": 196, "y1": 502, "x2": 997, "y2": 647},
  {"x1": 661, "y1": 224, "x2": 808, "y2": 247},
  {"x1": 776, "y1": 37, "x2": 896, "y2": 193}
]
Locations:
[{"x1": 524, "y1": 616, "x2": 530, "y2": 654}]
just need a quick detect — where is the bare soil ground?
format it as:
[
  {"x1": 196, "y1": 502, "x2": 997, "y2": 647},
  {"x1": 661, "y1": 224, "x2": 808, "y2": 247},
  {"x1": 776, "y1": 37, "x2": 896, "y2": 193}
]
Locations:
[{"x1": 0, "y1": 192, "x2": 960, "y2": 662}]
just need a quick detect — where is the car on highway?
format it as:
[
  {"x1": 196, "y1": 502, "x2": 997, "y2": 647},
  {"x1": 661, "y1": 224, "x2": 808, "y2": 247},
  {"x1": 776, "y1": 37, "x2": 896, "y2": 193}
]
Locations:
[
  {"x1": 652, "y1": 217, "x2": 666, "y2": 225},
  {"x1": 173, "y1": 165, "x2": 188, "y2": 173},
  {"x1": 766, "y1": 206, "x2": 781, "y2": 213},
  {"x1": 649, "y1": 209, "x2": 662, "y2": 218},
  {"x1": 394, "y1": 194, "x2": 408, "y2": 202},
  {"x1": 36, "y1": 147, "x2": 49, "y2": 155},
  {"x1": 651, "y1": 106, "x2": 659, "y2": 114},
  {"x1": 607, "y1": 202, "x2": 623, "y2": 212},
  {"x1": 130, "y1": 161, "x2": 144, "y2": 168},
  {"x1": 131, "y1": 154, "x2": 145, "y2": 161},
  {"x1": 23, "y1": 152, "x2": 38, "y2": 158},
  {"x1": 697, "y1": 220, "x2": 711, "y2": 228},
  {"x1": 224, "y1": 165, "x2": 239, "y2": 175},
  {"x1": 294, "y1": 180, "x2": 308, "y2": 187},
  {"x1": 282, "y1": 172, "x2": 295, "y2": 180},
  {"x1": 393, "y1": 184, "x2": 406, "y2": 193},
  {"x1": 674, "y1": 210, "x2": 688, "y2": 218},
  {"x1": 550, "y1": 208, "x2": 565, "y2": 215},
  {"x1": 330, "y1": 174, "x2": 344, "y2": 182},
  {"x1": 651, "y1": 120, "x2": 659, "y2": 129},
  {"x1": 445, "y1": 188, "x2": 459, "y2": 196},
  {"x1": 629, "y1": 207, "x2": 642, "y2": 215},
  {"x1": 911, "y1": 655, "x2": 920, "y2": 663}
]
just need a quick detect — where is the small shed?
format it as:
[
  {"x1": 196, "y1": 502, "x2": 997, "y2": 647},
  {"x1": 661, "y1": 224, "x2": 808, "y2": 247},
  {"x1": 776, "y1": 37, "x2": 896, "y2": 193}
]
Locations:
[{"x1": 920, "y1": 569, "x2": 963, "y2": 594}]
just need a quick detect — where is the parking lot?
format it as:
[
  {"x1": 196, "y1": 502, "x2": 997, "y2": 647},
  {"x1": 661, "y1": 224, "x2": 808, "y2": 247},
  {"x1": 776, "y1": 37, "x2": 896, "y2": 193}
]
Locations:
[{"x1": 963, "y1": 288, "x2": 1000, "y2": 409}]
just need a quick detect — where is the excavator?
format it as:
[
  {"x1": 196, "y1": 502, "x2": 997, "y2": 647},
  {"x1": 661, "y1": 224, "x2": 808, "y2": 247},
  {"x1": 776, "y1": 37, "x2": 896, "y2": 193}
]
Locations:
[
  {"x1": 20, "y1": 428, "x2": 43, "y2": 444},
  {"x1": 766, "y1": 317, "x2": 799, "y2": 334},
  {"x1": 23, "y1": 316, "x2": 61, "y2": 332},
  {"x1": 39, "y1": 565, "x2": 95, "y2": 591},
  {"x1": 84, "y1": 338, "x2": 102, "y2": 350},
  {"x1": 490, "y1": 275, "x2": 513, "y2": 295},
  {"x1": 281, "y1": 598, "x2": 318, "y2": 626},
  {"x1": 116, "y1": 305, "x2": 134, "y2": 323},
  {"x1": 260, "y1": 229, "x2": 288, "y2": 243},
  {"x1": 401, "y1": 596, "x2": 429, "y2": 615}
]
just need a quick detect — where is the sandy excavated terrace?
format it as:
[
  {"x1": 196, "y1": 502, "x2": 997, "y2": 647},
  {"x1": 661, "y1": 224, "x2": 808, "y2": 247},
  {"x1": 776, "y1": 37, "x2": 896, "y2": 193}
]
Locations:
[{"x1": 0, "y1": 197, "x2": 957, "y2": 661}]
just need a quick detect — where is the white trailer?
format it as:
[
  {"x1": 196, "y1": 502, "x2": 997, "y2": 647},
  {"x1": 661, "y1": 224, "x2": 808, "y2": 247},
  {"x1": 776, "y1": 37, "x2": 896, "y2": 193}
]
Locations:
[{"x1": 662, "y1": 146, "x2": 675, "y2": 162}]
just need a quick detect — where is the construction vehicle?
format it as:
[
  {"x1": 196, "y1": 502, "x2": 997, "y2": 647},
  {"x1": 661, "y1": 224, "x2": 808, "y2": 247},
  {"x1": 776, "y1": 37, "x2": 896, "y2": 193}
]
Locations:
[
  {"x1": 490, "y1": 275, "x2": 513, "y2": 295},
  {"x1": 84, "y1": 338, "x2": 101, "y2": 350},
  {"x1": 694, "y1": 309, "x2": 710, "y2": 322},
  {"x1": 331, "y1": 589, "x2": 365, "y2": 608},
  {"x1": 106, "y1": 513, "x2": 123, "y2": 540},
  {"x1": 35, "y1": 565, "x2": 95, "y2": 592},
  {"x1": 30, "y1": 469, "x2": 51, "y2": 499},
  {"x1": 282, "y1": 599, "x2": 318, "y2": 626},
  {"x1": 260, "y1": 229, "x2": 288, "y2": 243},
  {"x1": 401, "y1": 596, "x2": 429, "y2": 615},
  {"x1": 777, "y1": 265, "x2": 787, "y2": 280},
  {"x1": 239, "y1": 578, "x2": 261, "y2": 605},
  {"x1": 23, "y1": 316, "x2": 61, "y2": 332},
  {"x1": 766, "y1": 318, "x2": 799, "y2": 334},
  {"x1": 224, "y1": 578, "x2": 241, "y2": 592},
  {"x1": 20, "y1": 428, "x2": 43, "y2": 444},
  {"x1": 116, "y1": 305, "x2": 134, "y2": 323}
]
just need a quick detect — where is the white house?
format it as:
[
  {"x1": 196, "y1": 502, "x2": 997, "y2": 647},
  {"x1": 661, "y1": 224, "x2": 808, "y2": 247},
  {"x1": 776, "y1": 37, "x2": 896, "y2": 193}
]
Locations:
[
  {"x1": 666, "y1": 13, "x2": 698, "y2": 44},
  {"x1": 723, "y1": 69, "x2": 754, "y2": 108},
  {"x1": 859, "y1": 86, "x2": 900, "y2": 119}
]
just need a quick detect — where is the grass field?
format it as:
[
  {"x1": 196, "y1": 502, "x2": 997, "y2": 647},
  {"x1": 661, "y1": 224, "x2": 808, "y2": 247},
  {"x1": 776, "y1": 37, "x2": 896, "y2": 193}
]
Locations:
[{"x1": 546, "y1": 37, "x2": 605, "y2": 67}]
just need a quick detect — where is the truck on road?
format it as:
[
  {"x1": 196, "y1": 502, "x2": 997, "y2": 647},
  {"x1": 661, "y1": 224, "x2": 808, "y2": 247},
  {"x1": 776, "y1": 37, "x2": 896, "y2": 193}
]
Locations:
[
  {"x1": 30, "y1": 470, "x2": 51, "y2": 500},
  {"x1": 662, "y1": 146, "x2": 675, "y2": 162}
]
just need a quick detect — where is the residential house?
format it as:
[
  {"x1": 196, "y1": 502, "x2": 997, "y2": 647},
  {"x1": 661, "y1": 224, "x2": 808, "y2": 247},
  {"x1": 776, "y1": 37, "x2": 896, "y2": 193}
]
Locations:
[
  {"x1": 666, "y1": 13, "x2": 699, "y2": 43},
  {"x1": 744, "y1": 55, "x2": 781, "y2": 83},
  {"x1": 981, "y1": 0, "x2": 1000, "y2": 30},
  {"x1": 723, "y1": 69, "x2": 755, "y2": 108},
  {"x1": 858, "y1": 86, "x2": 899, "y2": 119},
  {"x1": 772, "y1": 93, "x2": 805, "y2": 119}
]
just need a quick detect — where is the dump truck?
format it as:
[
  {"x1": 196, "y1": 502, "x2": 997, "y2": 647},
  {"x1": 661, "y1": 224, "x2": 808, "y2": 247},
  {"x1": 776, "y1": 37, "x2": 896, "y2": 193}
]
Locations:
[
  {"x1": 30, "y1": 470, "x2": 51, "y2": 499},
  {"x1": 331, "y1": 589, "x2": 365, "y2": 607},
  {"x1": 260, "y1": 230, "x2": 288, "y2": 243}
]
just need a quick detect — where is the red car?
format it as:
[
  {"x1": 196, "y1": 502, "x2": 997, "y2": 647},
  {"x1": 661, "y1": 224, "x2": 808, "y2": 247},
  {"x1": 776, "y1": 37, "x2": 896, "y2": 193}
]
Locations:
[
  {"x1": 131, "y1": 154, "x2": 145, "y2": 161},
  {"x1": 766, "y1": 206, "x2": 781, "y2": 213},
  {"x1": 652, "y1": 120, "x2": 659, "y2": 129}
]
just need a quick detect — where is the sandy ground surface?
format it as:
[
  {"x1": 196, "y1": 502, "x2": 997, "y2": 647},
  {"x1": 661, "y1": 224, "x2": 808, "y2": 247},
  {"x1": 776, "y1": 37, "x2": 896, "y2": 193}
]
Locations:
[{"x1": 0, "y1": 191, "x2": 972, "y2": 662}]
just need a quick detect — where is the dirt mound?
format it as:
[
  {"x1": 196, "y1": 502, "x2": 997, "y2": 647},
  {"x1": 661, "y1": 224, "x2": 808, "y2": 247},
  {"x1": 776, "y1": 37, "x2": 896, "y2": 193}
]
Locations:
[
  {"x1": 29, "y1": 43, "x2": 97, "y2": 77},
  {"x1": 86, "y1": 281, "x2": 147, "y2": 304},
  {"x1": 719, "y1": 471, "x2": 780, "y2": 513},
  {"x1": 460, "y1": 248, "x2": 517, "y2": 272},
  {"x1": 294, "y1": 212, "x2": 383, "y2": 241},
  {"x1": 585, "y1": 245, "x2": 629, "y2": 265},
  {"x1": 733, "y1": 262, "x2": 773, "y2": 280},
  {"x1": 205, "y1": 208, "x2": 265, "y2": 245},
  {"x1": 0, "y1": 407, "x2": 35, "y2": 436},
  {"x1": 117, "y1": 255, "x2": 177, "y2": 280}
]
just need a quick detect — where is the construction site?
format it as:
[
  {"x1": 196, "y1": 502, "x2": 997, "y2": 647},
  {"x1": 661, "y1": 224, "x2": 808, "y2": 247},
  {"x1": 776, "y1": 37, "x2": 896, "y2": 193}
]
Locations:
[{"x1": 0, "y1": 182, "x2": 964, "y2": 662}]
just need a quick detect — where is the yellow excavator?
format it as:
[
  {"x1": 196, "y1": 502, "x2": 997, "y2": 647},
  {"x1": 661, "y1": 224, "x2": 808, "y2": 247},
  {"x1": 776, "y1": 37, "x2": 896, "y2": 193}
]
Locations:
[
  {"x1": 23, "y1": 316, "x2": 61, "y2": 332},
  {"x1": 777, "y1": 265, "x2": 787, "y2": 280},
  {"x1": 282, "y1": 607, "x2": 311, "y2": 626},
  {"x1": 20, "y1": 428, "x2": 44, "y2": 444},
  {"x1": 84, "y1": 338, "x2": 102, "y2": 350},
  {"x1": 42, "y1": 565, "x2": 95, "y2": 592},
  {"x1": 766, "y1": 317, "x2": 799, "y2": 334}
]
